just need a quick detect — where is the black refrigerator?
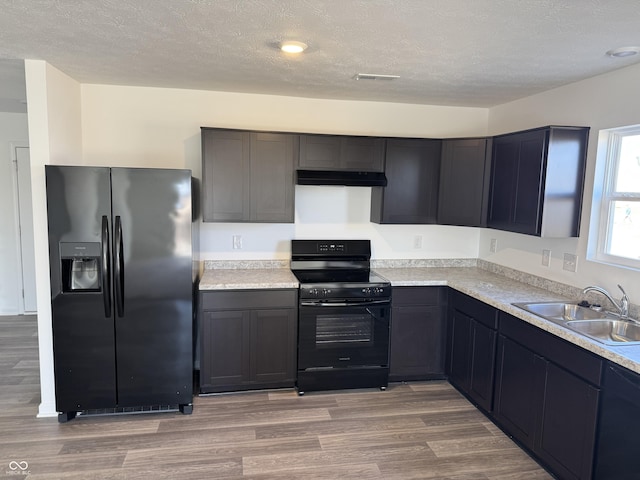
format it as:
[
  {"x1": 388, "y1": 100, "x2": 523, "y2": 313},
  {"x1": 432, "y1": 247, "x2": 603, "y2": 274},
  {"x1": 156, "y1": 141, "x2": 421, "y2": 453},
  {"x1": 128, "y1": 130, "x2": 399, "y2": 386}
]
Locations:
[{"x1": 45, "y1": 166, "x2": 194, "y2": 422}]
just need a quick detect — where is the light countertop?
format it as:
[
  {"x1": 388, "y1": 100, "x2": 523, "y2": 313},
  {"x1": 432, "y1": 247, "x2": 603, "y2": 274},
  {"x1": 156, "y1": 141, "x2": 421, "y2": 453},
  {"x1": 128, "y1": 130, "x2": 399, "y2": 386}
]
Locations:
[{"x1": 199, "y1": 264, "x2": 640, "y2": 374}]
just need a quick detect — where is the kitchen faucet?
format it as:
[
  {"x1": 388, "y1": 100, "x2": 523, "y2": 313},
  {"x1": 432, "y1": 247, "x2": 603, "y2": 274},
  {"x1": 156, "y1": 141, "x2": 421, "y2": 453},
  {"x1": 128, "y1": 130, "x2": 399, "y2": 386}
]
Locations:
[{"x1": 582, "y1": 284, "x2": 629, "y2": 319}]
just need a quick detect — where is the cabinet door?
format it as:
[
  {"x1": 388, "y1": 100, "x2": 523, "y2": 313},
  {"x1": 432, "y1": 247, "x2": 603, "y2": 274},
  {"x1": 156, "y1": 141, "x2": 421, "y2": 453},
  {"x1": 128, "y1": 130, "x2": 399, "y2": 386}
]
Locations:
[
  {"x1": 535, "y1": 361, "x2": 599, "y2": 480},
  {"x1": 493, "y1": 335, "x2": 545, "y2": 450},
  {"x1": 390, "y1": 305, "x2": 445, "y2": 380},
  {"x1": 488, "y1": 129, "x2": 550, "y2": 235},
  {"x1": 341, "y1": 136, "x2": 385, "y2": 172},
  {"x1": 448, "y1": 309, "x2": 472, "y2": 391},
  {"x1": 200, "y1": 310, "x2": 250, "y2": 392},
  {"x1": 511, "y1": 131, "x2": 546, "y2": 235},
  {"x1": 487, "y1": 138, "x2": 519, "y2": 229},
  {"x1": 595, "y1": 364, "x2": 640, "y2": 480},
  {"x1": 468, "y1": 321, "x2": 497, "y2": 412},
  {"x1": 201, "y1": 129, "x2": 250, "y2": 222},
  {"x1": 249, "y1": 133, "x2": 295, "y2": 222},
  {"x1": 250, "y1": 308, "x2": 297, "y2": 386},
  {"x1": 438, "y1": 138, "x2": 491, "y2": 227},
  {"x1": 371, "y1": 138, "x2": 442, "y2": 224},
  {"x1": 298, "y1": 134, "x2": 341, "y2": 170}
]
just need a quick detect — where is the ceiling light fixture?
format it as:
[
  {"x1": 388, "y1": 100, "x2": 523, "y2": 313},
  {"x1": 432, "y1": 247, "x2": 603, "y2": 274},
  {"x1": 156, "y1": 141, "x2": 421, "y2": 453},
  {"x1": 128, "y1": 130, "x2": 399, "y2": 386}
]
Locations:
[
  {"x1": 280, "y1": 41, "x2": 308, "y2": 54},
  {"x1": 354, "y1": 73, "x2": 400, "y2": 81},
  {"x1": 606, "y1": 46, "x2": 640, "y2": 58}
]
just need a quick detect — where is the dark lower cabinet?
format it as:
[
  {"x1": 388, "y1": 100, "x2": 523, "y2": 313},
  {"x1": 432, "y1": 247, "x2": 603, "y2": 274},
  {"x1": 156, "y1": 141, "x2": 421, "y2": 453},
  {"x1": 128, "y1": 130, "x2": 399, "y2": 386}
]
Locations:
[
  {"x1": 494, "y1": 312, "x2": 602, "y2": 480},
  {"x1": 447, "y1": 290, "x2": 498, "y2": 412},
  {"x1": 389, "y1": 287, "x2": 447, "y2": 381},
  {"x1": 199, "y1": 290, "x2": 297, "y2": 393},
  {"x1": 493, "y1": 335, "x2": 544, "y2": 450},
  {"x1": 536, "y1": 361, "x2": 599, "y2": 480},
  {"x1": 594, "y1": 363, "x2": 640, "y2": 479}
]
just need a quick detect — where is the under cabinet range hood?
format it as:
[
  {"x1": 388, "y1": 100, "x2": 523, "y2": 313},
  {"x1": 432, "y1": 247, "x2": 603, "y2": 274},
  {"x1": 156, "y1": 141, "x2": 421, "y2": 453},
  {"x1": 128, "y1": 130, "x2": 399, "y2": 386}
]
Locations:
[{"x1": 296, "y1": 170, "x2": 388, "y2": 187}]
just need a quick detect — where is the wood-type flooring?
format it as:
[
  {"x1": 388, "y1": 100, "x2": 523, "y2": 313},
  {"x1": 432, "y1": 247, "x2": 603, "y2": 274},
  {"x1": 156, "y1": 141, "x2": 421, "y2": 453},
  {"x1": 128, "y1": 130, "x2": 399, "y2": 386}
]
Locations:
[{"x1": 0, "y1": 315, "x2": 552, "y2": 479}]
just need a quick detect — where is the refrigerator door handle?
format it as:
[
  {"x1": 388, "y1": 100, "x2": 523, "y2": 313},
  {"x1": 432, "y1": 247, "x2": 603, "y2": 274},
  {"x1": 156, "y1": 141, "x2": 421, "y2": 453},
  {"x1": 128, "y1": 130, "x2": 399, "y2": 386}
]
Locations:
[
  {"x1": 101, "y1": 215, "x2": 112, "y2": 317},
  {"x1": 114, "y1": 215, "x2": 125, "y2": 317}
]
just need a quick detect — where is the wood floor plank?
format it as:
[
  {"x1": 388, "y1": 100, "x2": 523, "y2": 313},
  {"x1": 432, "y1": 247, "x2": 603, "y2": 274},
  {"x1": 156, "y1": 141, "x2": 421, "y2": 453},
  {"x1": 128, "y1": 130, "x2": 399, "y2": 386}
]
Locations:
[
  {"x1": 255, "y1": 414, "x2": 426, "y2": 440},
  {"x1": 242, "y1": 443, "x2": 435, "y2": 475},
  {"x1": 123, "y1": 436, "x2": 321, "y2": 468},
  {"x1": 427, "y1": 435, "x2": 523, "y2": 458},
  {"x1": 318, "y1": 423, "x2": 494, "y2": 450}
]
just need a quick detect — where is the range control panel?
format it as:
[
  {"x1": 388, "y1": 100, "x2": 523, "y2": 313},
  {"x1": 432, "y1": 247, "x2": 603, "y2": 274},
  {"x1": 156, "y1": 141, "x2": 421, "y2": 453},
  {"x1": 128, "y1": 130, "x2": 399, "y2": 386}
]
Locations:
[{"x1": 318, "y1": 243, "x2": 346, "y2": 253}]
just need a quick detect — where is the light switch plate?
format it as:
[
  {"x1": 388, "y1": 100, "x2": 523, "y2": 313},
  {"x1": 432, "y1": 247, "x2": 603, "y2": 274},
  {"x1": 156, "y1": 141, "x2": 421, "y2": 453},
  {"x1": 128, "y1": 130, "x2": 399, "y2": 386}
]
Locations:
[
  {"x1": 542, "y1": 249, "x2": 551, "y2": 267},
  {"x1": 490, "y1": 238, "x2": 498, "y2": 253},
  {"x1": 563, "y1": 253, "x2": 577, "y2": 272},
  {"x1": 413, "y1": 235, "x2": 423, "y2": 249},
  {"x1": 232, "y1": 235, "x2": 242, "y2": 250}
]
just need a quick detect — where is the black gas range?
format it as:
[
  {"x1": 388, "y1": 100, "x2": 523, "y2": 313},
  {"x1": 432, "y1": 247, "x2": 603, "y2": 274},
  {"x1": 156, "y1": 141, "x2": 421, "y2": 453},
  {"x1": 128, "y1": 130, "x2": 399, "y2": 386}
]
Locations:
[{"x1": 291, "y1": 240, "x2": 391, "y2": 395}]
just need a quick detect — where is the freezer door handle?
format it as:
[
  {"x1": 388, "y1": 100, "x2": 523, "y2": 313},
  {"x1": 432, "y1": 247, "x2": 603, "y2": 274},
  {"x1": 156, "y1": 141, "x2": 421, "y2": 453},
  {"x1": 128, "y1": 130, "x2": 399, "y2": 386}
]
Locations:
[
  {"x1": 114, "y1": 215, "x2": 125, "y2": 317},
  {"x1": 101, "y1": 216, "x2": 112, "y2": 317}
]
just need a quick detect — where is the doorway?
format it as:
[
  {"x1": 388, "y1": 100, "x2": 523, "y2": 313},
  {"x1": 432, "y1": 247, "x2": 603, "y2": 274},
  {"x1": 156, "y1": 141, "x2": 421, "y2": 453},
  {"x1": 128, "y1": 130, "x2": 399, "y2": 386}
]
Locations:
[{"x1": 11, "y1": 143, "x2": 37, "y2": 313}]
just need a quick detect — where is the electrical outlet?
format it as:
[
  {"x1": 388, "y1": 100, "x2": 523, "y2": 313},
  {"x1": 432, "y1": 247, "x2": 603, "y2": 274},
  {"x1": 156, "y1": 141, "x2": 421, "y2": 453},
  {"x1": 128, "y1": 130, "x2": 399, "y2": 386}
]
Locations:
[
  {"x1": 490, "y1": 238, "x2": 498, "y2": 253},
  {"x1": 542, "y1": 249, "x2": 551, "y2": 267},
  {"x1": 563, "y1": 253, "x2": 577, "y2": 272},
  {"x1": 232, "y1": 235, "x2": 242, "y2": 250},
  {"x1": 413, "y1": 235, "x2": 423, "y2": 249}
]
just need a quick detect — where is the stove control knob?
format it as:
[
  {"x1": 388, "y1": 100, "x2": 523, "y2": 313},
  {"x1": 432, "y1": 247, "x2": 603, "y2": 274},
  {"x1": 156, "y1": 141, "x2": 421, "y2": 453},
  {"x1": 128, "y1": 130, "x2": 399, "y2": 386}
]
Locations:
[
  {"x1": 362, "y1": 287, "x2": 371, "y2": 295},
  {"x1": 308, "y1": 288, "x2": 319, "y2": 296},
  {"x1": 322, "y1": 288, "x2": 331, "y2": 296}
]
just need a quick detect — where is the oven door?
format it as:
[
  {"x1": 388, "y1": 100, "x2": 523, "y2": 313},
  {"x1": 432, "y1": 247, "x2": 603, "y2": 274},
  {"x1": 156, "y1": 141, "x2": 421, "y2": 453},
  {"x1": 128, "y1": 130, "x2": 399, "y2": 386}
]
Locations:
[{"x1": 298, "y1": 300, "x2": 390, "y2": 370}]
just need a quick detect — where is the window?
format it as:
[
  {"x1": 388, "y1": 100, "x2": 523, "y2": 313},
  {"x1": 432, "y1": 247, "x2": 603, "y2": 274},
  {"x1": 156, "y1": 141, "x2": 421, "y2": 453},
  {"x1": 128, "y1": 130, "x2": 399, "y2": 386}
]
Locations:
[{"x1": 589, "y1": 125, "x2": 640, "y2": 269}]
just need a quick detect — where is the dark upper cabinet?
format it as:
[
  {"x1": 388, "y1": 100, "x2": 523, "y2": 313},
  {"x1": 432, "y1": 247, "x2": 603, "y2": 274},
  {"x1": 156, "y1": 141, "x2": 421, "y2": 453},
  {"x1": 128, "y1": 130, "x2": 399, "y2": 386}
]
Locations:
[
  {"x1": 298, "y1": 134, "x2": 385, "y2": 172},
  {"x1": 201, "y1": 128, "x2": 296, "y2": 223},
  {"x1": 487, "y1": 126, "x2": 589, "y2": 237},
  {"x1": 437, "y1": 138, "x2": 492, "y2": 227},
  {"x1": 371, "y1": 138, "x2": 442, "y2": 224},
  {"x1": 389, "y1": 287, "x2": 447, "y2": 382}
]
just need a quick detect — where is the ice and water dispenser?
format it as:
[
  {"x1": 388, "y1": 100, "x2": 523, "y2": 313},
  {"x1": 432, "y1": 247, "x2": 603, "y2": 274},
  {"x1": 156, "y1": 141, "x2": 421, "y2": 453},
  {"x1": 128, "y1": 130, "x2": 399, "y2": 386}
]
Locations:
[{"x1": 60, "y1": 242, "x2": 101, "y2": 292}]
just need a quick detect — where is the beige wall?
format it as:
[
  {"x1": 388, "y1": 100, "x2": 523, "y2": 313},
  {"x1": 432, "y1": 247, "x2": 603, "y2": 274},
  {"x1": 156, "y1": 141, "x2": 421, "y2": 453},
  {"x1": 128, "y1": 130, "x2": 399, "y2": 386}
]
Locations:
[
  {"x1": 25, "y1": 60, "x2": 82, "y2": 417},
  {"x1": 80, "y1": 85, "x2": 489, "y2": 260},
  {"x1": 483, "y1": 62, "x2": 640, "y2": 303}
]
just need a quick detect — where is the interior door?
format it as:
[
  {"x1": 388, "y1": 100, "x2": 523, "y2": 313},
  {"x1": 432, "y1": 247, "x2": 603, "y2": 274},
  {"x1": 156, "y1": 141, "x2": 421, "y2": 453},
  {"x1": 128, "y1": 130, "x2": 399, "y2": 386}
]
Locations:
[
  {"x1": 110, "y1": 167, "x2": 193, "y2": 407},
  {"x1": 15, "y1": 145, "x2": 37, "y2": 313}
]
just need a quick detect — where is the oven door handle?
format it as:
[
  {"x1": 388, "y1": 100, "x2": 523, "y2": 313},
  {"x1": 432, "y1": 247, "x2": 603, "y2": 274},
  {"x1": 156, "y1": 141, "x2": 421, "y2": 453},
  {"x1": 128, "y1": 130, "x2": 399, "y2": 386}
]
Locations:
[{"x1": 300, "y1": 299, "x2": 390, "y2": 307}]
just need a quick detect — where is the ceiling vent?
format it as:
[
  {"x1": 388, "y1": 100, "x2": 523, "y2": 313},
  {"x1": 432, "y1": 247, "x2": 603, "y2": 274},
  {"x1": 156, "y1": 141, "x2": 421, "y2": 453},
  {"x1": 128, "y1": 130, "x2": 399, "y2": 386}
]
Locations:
[{"x1": 353, "y1": 73, "x2": 400, "y2": 81}]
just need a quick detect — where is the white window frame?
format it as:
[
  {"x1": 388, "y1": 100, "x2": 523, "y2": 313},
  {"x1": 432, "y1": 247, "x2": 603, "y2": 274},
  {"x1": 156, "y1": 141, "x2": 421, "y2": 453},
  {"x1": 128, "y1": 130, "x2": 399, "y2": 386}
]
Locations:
[{"x1": 589, "y1": 125, "x2": 640, "y2": 270}]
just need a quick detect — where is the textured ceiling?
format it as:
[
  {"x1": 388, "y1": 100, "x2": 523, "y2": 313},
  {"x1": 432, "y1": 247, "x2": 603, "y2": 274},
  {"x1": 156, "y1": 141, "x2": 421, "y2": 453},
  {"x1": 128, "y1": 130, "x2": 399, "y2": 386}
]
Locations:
[{"x1": 1, "y1": 0, "x2": 640, "y2": 109}]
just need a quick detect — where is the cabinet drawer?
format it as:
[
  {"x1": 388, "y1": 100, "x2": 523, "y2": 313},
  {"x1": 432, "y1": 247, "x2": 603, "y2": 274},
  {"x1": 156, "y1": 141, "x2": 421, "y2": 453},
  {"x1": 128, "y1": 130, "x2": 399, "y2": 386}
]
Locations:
[
  {"x1": 201, "y1": 289, "x2": 297, "y2": 310},
  {"x1": 499, "y1": 311, "x2": 603, "y2": 386},
  {"x1": 393, "y1": 286, "x2": 447, "y2": 306},
  {"x1": 450, "y1": 290, "x2": 498, "y2": 329}
]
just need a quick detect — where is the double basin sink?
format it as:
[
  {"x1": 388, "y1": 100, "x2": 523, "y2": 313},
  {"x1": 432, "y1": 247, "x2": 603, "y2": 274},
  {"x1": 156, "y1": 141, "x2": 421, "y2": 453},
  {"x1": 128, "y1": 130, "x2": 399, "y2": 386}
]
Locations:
[{"x1": 514, "y1": 302, "x2": 640, "y2": 346}]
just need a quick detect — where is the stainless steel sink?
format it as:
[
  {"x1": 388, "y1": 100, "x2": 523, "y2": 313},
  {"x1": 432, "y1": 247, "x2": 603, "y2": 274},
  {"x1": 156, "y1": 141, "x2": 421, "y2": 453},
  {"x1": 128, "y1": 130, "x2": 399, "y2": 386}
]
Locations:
[
  {"x1": 566, "y1": 319, "x2": 640, "y2": 346},
  {"x1": 513, "y1": 302, "x2": 607, "y2": 322},
  {"x1": 513, "y1": 301, "x2": 640, "y2": 346}
]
